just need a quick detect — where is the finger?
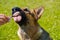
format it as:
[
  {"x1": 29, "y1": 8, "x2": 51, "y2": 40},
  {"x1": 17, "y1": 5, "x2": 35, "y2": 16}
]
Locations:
[
  {"x1": 0, "y1": 22, "x2": 5, "y2": 25},
  {"x1": 0, "y1": 15, "x2": 9, "y2": 22},
  {"x1": 0, "y1": 16, "x2": 8, "y2": 22},
  {"x1": 4, "y1": 16, "x2": 10, "y2": 22},
  {"x1": 0, "y1": 14, "x2": 9, "y2": 19},
  {"x1": 0, "y1": 19, "x2": 5, "y2": 25},
  {"x1": 0, "y1": 14, "x2": 5, "y2": 16}
]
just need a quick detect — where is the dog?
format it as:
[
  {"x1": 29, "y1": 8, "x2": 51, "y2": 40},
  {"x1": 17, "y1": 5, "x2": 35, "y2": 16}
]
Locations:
[{"x1": 12, "y1": 7, "x2": 52, "y2": 40}]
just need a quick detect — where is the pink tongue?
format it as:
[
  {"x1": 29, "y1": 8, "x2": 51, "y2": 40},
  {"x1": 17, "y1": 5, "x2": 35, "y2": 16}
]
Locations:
[
  {"x1": 14, "y1": 16, "x2": 22, "y2": 22},
  {"x1": 17, "y1": 16, "x2": 22, "y2": 21}
]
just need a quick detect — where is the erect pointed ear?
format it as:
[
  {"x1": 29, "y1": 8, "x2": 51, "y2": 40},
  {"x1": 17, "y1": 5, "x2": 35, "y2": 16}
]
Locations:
[{"x1": 33, "y1": 7, "x2": 44, "y2": 20}]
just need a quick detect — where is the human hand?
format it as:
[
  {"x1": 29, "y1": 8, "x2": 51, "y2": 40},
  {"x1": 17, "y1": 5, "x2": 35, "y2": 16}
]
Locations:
[{"x1": 0, "y1": 14, "x2": 9, "y2": 25}]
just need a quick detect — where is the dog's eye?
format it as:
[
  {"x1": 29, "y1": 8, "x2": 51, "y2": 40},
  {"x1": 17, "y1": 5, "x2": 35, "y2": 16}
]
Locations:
[
  {"x1": 24, "y1": 11, "x2": 34, "y2": 17},
  {"x1": 24, "y1": 8, "x2": 30, "y2": 12}
]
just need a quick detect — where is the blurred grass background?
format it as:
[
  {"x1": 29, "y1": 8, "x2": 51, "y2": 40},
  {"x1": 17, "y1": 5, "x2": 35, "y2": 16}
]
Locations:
[{"x1": 0, "y1": 0, "x2": 60, "y2": 40}]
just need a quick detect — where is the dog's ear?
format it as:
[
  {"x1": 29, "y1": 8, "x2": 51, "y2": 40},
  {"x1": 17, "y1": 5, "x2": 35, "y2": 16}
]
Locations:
[{"x1": 33, "y1": 7, "x2": 44, "y2": 20}]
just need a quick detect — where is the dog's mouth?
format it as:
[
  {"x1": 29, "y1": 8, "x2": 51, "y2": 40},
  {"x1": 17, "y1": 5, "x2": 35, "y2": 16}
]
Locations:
[
  {"x1": 12, "y1": 12, "x2": 22, "y2": 22},
  {"x1": 13, "y1": 15, "x2": 22, "y2": 22},
  {"x1": 12, "y1": 11, "x2": 27, "y2": 26}
]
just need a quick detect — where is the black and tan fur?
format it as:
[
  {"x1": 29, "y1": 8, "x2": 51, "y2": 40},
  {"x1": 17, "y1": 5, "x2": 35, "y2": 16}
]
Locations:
[{"x1": 12, "y1": 7, "x2": 52, "y2": 40}]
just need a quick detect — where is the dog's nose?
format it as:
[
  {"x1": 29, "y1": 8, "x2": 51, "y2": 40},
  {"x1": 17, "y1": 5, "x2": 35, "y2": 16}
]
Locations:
[{"x1": 12, "y1": 7, "x2": 22, "y2": 15}]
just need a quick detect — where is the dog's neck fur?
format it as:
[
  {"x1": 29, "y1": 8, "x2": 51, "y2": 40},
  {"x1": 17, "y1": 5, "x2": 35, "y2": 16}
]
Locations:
[{"x1": 18, "y1": 22, "x2": 41, "y2": 40}]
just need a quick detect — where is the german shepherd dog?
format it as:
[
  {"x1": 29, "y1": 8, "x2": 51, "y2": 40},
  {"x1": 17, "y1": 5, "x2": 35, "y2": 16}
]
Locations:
[{"x1": 12, "y1": 7, "x2": 52, "y2": 40}]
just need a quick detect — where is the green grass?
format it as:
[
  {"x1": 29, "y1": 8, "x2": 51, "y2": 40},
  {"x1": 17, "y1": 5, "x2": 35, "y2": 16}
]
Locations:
[{"x1": 0, "y1": 0, "x2": 60, "y2": 40}]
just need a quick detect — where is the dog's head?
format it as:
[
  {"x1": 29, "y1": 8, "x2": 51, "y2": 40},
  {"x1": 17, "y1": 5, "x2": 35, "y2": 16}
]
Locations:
[{"x1": 12, "y1": 7, "x2": 44, "y2": 26}]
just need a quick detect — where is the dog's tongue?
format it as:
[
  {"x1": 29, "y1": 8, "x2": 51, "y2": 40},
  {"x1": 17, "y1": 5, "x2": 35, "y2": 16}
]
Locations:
[{"x1": 13, "y1": 16, "x2": 22, "y2": 22}]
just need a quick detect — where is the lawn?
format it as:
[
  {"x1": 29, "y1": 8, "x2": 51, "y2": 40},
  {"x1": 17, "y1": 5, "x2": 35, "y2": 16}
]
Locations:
[{"x1": 0, "y1": 0, "x2": 60, "y2": 40}]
